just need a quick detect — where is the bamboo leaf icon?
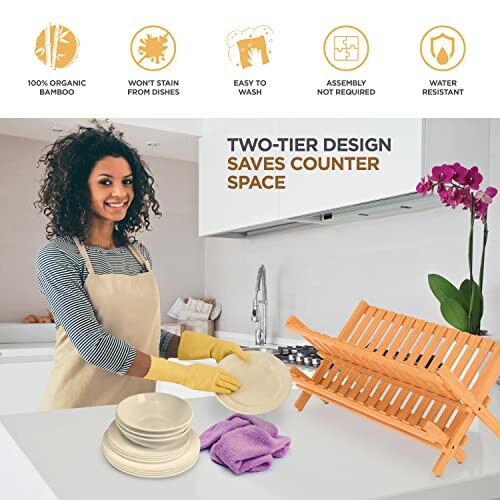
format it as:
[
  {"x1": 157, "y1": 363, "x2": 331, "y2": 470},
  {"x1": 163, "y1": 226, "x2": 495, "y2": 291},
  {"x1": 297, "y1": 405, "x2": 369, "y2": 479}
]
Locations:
[{"x1": 34, "y1": 23, "x2": 79, "y2": 69}]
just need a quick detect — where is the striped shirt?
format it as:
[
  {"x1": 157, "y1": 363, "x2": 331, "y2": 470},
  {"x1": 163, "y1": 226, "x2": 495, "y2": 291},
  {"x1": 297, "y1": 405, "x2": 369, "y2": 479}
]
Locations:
[{"x1": 36, "y1": 235, "x2": 174, "y2": 375}]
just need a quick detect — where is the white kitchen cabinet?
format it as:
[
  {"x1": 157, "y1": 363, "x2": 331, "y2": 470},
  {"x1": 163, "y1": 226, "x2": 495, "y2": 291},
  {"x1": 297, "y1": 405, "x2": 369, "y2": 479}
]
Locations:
[
  {"x1": 0, "y1": 358, "x2": 53, "y2": 415},
  {"x1": 277, "y1": 119, "x2": 423, "y2": 220},
  {"x1": 198, "y1": 118, "x2": 423, "y2": 236},
  {"x1": 199, "y1": 119, "x2": 492, "y2": 237},
  {"x1": 199, "y1": 119, "x2": 280, "y2": 236}
]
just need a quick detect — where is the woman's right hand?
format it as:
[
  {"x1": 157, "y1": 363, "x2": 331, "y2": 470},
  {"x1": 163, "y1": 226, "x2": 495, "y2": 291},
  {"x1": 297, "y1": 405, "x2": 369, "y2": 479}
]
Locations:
[{"x1": 144, "y1": 356, "x2": 241, "y2": 394}]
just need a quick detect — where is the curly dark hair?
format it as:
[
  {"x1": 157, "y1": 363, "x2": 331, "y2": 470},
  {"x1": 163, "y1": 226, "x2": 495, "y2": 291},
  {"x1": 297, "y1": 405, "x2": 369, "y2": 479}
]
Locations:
[{"x1": 35, "y1": 121, "x2": 162, "y2": 245}]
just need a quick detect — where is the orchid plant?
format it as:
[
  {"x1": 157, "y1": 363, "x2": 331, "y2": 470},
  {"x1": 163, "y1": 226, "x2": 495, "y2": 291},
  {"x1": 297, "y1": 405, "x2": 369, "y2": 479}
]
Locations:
[{"x1": 416, "y1": 163, "x2": 497, "y2": 335}]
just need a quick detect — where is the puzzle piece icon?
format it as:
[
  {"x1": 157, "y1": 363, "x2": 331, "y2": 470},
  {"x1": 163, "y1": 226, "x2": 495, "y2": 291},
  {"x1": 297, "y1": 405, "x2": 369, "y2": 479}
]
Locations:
[
  {"x1": 333, "y1": 36, "x2": 359, "y2": 61},
  {"x1": 345, "y1": 47, "x2": 359, "y2": 60},
  {"x1": 344, "y1": 36, "x2": 358, "y2": 49}
]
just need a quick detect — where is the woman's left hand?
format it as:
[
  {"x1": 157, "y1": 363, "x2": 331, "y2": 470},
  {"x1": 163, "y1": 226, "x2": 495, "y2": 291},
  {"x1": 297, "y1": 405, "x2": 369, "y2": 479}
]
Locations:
[
  {"x1": 178, "y1": 330, "x2": 249, "y2": 363},
  {"x1": 209, "y1": 338, "x2": 249, "y2": 363}
]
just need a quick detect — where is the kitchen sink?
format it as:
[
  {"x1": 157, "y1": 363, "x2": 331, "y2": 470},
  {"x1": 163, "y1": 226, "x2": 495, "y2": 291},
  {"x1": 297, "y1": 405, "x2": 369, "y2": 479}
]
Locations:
[{"x1": 241, "y1": 345, "x2": 279, "y2": 354}]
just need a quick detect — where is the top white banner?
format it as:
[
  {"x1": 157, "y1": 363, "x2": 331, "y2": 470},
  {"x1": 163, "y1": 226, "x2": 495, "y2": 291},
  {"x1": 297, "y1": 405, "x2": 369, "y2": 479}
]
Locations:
[{"x1": 0, "y1": 0, "x2": 496, "y2": 118}]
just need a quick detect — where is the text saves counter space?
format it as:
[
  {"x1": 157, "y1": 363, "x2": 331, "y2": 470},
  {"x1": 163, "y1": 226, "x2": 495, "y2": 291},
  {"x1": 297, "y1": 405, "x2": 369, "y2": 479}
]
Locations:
[
  {"x1": 1, "y1": 390, "x2": 500, "y2": 500},
  {"x1": 198, "y1": 119, "x2": 492, "y2": 237}
]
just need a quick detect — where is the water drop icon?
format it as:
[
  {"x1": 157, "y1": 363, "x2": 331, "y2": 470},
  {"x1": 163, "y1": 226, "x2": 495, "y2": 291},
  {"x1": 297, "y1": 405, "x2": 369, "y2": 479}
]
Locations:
[{"x1": 436, "y1": 46, "x2": 449, "y2": 65}]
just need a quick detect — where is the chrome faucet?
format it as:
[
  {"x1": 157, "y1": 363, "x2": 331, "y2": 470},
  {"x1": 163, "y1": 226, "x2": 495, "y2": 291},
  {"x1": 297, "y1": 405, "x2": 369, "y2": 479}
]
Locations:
[{"x1": 251, "y1": 265, "x2": 267, "y2": 345}]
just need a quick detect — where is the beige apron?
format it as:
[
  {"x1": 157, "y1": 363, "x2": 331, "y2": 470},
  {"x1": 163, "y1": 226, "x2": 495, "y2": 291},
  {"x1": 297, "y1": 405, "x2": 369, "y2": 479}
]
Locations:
[{"x1": 41, "y1": 236, "x2": 159, "y2": 410}]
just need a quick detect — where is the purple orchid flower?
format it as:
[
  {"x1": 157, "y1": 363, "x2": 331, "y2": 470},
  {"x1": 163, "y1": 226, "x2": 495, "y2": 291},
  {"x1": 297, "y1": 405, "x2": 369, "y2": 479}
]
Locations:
[
  {"x1": 475, "y1": 186, "x2": 498, "y2": 204},
  {"x1": 438, "y1": 187, "x2": 452, "y2": 205},
  {"x1": 416, "y1": 176, "x2": 432, "y2": 195},
  {"x1": 448, "y1": 187, "x2": 468, "y2": 208},
  {"x1": 486, "y1": 186, "x2": 498, "y2": 199},
  {"x1": 415, "y1": 163, "x2": 496, "y2": 223},
  {"x1": 474, "y1": 199, "x2": 489, "y2": 221},
  {"x1": 430, "y1": 165, "x2": 455, "y2": 183},
  {"x1": 460, "y1": 166, "x2": 483, "y2": 190},
  {"x1": 450, "y1": 162, "x2": 468, "y2": 183}
]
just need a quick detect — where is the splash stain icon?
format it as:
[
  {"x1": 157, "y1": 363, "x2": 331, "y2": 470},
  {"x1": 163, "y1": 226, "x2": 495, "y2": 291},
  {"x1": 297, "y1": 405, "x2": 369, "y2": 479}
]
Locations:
[
  {"x1": 131, "y1": 26, "x2": 176, "y2": 71},
  {"x1": 138, "y1": 34, "x2": 168, "y2": 65}
]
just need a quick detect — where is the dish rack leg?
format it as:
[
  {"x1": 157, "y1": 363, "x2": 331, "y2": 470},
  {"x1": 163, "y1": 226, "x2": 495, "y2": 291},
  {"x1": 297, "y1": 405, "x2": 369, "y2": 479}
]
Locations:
[
  {"x1": 454, "y1": 447, "x2": 466, "y2": 464},
  {"x1": 439, "y1": 366, "x2": 500, "y2": 437},
  {"x1": 294, "y1": 390, "x2": 312, "y2": 411},
  {"x1": 294, "y1": 360, "x2": 332, "y2": 411},
  {"x1": 433, "y1": 410, "x2": 477, "y2": 476},
  {"x1": 434, "y1": 442, "x2": 467, "y2": 475},
  {"x1": 451, "y1": 434, "x2": 469, "y2": 464},
  {"x1": 433, "y1": 451, "x2": 453, "y2": 477}
]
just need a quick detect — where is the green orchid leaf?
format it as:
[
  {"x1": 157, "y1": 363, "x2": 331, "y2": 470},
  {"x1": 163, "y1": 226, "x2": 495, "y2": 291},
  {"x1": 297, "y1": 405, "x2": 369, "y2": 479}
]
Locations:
[
  {"x1": 459, "y1": 279, "x2": 483, "y2": 334},
  {"x1": 428, "y1": 274, "x2": 468, "y2": 309},
  {"x1": 440, "y1": 297, "x2": 469, "y2": 332},
  {"x1": 459, "y1": 279, "x2": 474, "y2": 304}
]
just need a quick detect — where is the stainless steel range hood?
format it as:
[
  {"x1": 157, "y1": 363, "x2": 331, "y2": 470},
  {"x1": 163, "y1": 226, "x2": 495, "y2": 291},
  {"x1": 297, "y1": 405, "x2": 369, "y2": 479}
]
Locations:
[{"x1": 211, "y1": 192, "x2": 442, "y2": 238}]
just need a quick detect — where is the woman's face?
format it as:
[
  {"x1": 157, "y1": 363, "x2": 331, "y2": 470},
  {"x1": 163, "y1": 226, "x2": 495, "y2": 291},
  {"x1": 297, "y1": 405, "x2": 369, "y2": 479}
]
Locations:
[{"x1": 87, "y1": 156, "x2": 134, "y2": 222}]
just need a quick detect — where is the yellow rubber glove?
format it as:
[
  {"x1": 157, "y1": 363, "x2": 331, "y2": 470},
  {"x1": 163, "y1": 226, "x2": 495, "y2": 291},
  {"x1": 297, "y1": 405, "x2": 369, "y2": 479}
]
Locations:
[
  {"x1": 178, "y1": 330, "x2": 249, "y2": 363},
  {"x1": 145, "y1": 356, "x2": 240, "y2": 394}
]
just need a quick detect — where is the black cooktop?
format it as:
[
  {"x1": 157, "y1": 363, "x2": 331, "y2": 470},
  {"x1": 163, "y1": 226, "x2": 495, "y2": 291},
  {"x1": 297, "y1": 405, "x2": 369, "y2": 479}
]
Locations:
[{"x1": 275, "y1": 345, "x2": 323, "y2": 368}]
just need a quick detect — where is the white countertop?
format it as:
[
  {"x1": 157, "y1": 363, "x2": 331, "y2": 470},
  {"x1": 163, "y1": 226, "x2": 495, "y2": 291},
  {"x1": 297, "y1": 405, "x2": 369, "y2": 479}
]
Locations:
[
  {"x1": 1, "y1": 388, "x2": 500, "y2": 500},
  {"x1": 0, "y1": 421, "x2": 57, "y2": 500}
]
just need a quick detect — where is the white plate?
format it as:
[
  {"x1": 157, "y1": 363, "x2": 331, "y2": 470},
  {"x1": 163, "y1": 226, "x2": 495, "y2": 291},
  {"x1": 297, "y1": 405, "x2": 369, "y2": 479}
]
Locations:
[
  {"x1": 103, "y1": 429, "x2": 199, "y2": 471},
  {"x1": 115, "y1": 423, "x2": 190, "y2": 450},
  {"x1": 102, "y1": 430, "x2": 200, "y2": 478},
  {"x1": 116, "y1": 393, "x2": 193, "y2": 433},
  {"x1": 115, "y1": 419, "x2": 191, "y2": 449},
  {"x1": 106, "y1": 435, "x2": 190, "y2": 464},
  {"x1": 105, "y1": 421, "x2": 191, "y2": 462},
  {"x1": 115, "y1": 416, "x2": 191, "y2": 438},
  {"x1": 104, "y1": 448, "x2": 199, "y2": 475},
  {"x1": 103, "y1": 447, "x2": 199, "y2": 478},
  {"x1": 216, "y1": 351, "x2": 292, "y2": 414}
]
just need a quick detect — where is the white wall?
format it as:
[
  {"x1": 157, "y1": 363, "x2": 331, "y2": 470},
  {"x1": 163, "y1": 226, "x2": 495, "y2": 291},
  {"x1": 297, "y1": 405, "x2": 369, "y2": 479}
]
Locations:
[
  {"x1": 204, "y1": 122, "x2": 500, "y2": 343},
  {"x1": 0, "y1": 134, "x2": 204, "y2": 324}
]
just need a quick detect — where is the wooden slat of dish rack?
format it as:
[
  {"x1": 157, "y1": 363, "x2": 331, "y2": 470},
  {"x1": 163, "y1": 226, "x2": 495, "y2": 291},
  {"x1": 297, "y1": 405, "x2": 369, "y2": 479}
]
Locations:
[{"x1": 286, "y1": 301, "x2": 500, "y2": 477}]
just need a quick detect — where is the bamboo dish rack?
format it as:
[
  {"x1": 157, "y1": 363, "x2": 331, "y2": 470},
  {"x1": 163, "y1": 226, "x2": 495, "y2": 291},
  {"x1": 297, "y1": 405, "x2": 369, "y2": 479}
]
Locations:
[{"x1": 285, "y1": 300, "x2": 500, "y2": 476}]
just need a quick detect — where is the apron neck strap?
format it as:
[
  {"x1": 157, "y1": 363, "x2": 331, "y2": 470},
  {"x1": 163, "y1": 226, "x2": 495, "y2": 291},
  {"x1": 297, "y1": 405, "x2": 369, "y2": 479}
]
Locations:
[
  {"x1": 127, "y1": 243, "x2": 151, "y2": 271},
  {"x1": 72, "y1": 236, "x2": 95, "y2": 274}
]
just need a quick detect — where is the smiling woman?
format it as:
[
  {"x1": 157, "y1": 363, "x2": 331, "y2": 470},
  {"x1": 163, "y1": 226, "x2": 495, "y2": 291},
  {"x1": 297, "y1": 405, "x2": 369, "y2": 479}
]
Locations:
[
  {"x1": 34, "y1": 121, "x2": 247, "y2": 410},
  {"x1": 35, "y1": 122, "x2": 160, "y2": 247}
]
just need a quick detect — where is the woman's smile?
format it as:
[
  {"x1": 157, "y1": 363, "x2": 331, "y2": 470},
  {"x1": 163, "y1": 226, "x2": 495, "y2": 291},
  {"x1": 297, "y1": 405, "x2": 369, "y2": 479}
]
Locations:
[{"x1": 104, "y1": 199, "x2": 129, "y2": 212}]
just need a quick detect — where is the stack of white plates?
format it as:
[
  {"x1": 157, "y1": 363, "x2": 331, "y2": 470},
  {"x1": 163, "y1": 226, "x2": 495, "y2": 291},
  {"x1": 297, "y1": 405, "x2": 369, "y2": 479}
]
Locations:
[{"x1": 102, "y1": 393, "x2": 200, "y2": 478}]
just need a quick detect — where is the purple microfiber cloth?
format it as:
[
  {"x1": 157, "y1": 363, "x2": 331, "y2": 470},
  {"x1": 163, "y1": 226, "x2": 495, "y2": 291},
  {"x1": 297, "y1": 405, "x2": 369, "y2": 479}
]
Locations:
[{"x1": 200, "y1": 413, "x2": 291, "y2": 475}]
